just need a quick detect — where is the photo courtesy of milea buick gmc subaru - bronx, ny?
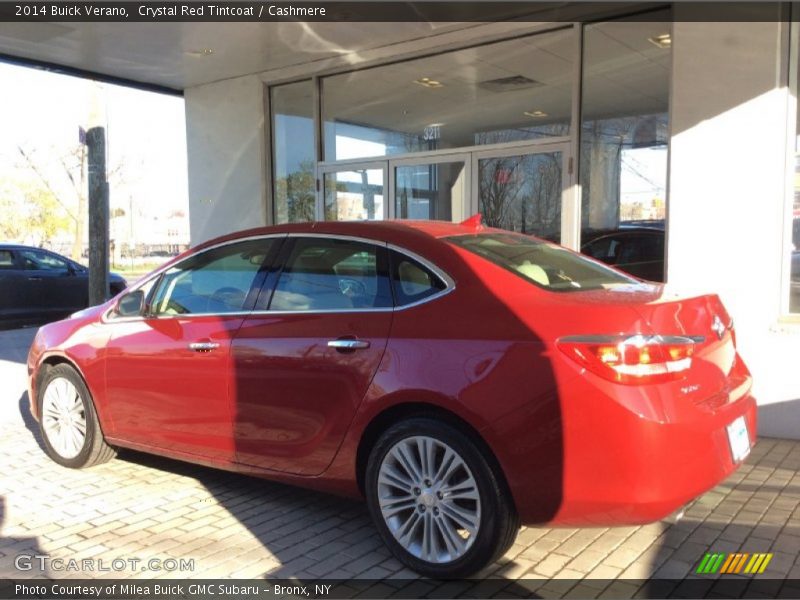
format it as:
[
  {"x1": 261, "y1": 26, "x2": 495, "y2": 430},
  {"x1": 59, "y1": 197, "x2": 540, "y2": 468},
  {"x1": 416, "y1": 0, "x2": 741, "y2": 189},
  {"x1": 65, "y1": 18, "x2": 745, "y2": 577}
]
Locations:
[{"x1": 27, "y1": 217, "x2": 756, "y2": 578}]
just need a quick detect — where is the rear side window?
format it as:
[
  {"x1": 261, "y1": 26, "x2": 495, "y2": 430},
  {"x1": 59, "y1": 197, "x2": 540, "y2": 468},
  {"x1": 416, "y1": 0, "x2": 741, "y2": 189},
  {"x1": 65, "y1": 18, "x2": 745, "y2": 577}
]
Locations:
[
  {"x1": 270, "y1": 238, "x2": 392, "y2": 311},
  {"x1": 0, "y1": 250, "x2": 15, "y2": 269},
  {"x1": 390, "y1": 251, "x2": 447, "y2": 307},
  {"x1": 447, "y1": 233, "x2": 636, "y2": 292}
]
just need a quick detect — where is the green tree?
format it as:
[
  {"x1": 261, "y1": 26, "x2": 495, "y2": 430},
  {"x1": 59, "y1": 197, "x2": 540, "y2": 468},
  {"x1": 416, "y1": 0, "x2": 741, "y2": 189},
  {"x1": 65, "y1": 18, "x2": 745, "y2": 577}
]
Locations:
[
  {"x1": 275, "y1": 159, "x2": 316, "y2": 223},
  {"x1": 23, "y1": 184, "x2": 71, "y2": 245}
]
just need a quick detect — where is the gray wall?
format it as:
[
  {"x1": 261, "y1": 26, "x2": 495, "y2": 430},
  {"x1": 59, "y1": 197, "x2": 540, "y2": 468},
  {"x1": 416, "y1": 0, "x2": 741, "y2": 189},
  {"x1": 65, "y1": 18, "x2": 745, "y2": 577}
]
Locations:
[{"x1": 185, "y1": 74, "x2": 267, "y2": 244}]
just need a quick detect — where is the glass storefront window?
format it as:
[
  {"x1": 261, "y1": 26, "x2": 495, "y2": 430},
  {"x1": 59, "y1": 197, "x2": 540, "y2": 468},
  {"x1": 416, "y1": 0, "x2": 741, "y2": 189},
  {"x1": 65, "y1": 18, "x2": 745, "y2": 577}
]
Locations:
[
  {"x1": 322, "y1": 28, "x2": 574, "y2": 161},
  {"x1": 478, "y1": 151, "x2": 563, "y2": 240},
  {"x1": 792, "y1": 35, "x2": 800, "y2": 313},
  {"x1": 580, "y1": 13, "x2": 670, "y2": 281},
  {"x1": 323, "y1": 168, "x2": 385, "y2": 221},
  {"x1": 272, "y1": 80, "x2": 315, "y2": 224},
  {"x1": 395, "y1": 161, "x2": 466, "y2": 221}
]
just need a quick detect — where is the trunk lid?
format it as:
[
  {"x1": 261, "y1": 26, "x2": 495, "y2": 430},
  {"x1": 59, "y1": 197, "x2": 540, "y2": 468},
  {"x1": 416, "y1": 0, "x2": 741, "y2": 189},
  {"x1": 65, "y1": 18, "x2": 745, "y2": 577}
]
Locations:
[{"x1": 555, "y1": 283, "x2": 740, "y2": 406}]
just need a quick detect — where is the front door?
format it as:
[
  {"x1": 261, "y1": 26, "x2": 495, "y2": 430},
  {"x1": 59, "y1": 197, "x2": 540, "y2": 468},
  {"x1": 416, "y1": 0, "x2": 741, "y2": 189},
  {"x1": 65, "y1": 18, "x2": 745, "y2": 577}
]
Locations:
[
  {"x1": 18, "y1": 248, "x2": 86, "y2": 316},
  {"x1": 472, "y1": 145, "x2": 570, "y2": 245},
  {"x1": 103, "y1": 237, "x2": 278, "y2": 460},
  {"x1": 232, "y1": 235, "x2": 393, "y2": 475}
]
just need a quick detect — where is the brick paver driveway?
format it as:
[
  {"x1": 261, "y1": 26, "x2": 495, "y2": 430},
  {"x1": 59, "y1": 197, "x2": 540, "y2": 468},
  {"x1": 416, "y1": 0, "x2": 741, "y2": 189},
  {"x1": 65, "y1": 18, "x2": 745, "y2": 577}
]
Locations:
[{"x1": 2, "y1": 326, "x2": 799, "y2": 597}]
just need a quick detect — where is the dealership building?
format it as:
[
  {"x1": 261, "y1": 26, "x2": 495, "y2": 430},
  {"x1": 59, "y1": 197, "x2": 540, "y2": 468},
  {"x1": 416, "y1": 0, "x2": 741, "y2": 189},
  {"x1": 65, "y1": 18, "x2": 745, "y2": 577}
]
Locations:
[{"x1": 1, "y1": 3, "x2": 799, "y2": 437}]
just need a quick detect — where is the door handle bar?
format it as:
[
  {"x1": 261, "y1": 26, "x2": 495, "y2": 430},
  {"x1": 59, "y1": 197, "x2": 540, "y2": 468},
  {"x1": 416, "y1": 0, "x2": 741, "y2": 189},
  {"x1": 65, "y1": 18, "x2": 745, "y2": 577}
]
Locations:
[
  {"x1": 189, "y1": 342, "x2": 220, "y2": 352},
  {"x1": 327, "y1": 339, "x2": 370, "y2": 350}
]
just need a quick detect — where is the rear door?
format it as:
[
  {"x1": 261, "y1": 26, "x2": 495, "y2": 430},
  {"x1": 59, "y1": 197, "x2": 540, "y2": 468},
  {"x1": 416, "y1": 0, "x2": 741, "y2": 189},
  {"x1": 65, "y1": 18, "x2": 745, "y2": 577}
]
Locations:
[{"x1": 232, "y1": 235, "x2": 393, "y2": 475}]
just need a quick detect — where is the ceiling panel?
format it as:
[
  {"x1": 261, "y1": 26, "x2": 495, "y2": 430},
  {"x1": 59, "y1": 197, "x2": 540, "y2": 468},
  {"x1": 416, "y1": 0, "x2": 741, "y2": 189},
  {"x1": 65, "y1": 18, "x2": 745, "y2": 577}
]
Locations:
[{"x1": 0, "y1": 21, "x2": 472, "y2": 90}]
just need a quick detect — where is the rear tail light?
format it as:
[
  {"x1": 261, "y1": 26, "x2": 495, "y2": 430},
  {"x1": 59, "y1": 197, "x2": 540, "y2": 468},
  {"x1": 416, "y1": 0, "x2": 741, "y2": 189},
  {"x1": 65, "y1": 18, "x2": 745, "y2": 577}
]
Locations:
[{"x1": 557, "y1": 334, "x2": 695, "y2": 384}]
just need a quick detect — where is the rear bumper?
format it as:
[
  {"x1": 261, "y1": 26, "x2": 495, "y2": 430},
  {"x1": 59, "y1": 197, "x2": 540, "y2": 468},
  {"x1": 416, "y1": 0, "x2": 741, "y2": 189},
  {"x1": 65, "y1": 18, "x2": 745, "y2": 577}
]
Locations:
[
  {"x1": 498, "y1": 355, "x2": 757, "y2": 526},
  {"x1": 552, "y1": 393, "x2": 756, "y2": 526}
]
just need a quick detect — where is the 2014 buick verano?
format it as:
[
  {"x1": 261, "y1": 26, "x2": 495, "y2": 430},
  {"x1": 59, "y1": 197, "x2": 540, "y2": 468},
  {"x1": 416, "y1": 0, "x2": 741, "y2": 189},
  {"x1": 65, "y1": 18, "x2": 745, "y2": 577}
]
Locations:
[{"x1": 28, "y1": 219, "x2": 756, "y2": 577}]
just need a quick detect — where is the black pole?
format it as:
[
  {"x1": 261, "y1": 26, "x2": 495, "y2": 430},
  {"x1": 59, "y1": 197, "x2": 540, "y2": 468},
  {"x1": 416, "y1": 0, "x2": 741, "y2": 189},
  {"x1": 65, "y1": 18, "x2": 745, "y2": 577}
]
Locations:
[{"x1": 86, "y1": 126, "x2": 109, "y2": 305}]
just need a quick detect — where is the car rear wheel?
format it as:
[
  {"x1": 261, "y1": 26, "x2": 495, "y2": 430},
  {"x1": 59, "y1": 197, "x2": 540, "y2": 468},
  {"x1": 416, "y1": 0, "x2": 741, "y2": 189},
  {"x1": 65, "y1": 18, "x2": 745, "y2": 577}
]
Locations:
[
  {"x1": 365, "y1": 417, "x2": 519, "y2": 578},
  {"x1": 38, "y1": 364, "x2": 116, "y2": 468}
]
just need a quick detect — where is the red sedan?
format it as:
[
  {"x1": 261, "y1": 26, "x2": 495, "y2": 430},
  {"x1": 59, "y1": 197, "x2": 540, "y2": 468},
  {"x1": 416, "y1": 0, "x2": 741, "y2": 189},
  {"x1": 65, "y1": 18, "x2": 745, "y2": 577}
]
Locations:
[{"x1": 27, "y1": 219, "x2": 756, "y2": 577}]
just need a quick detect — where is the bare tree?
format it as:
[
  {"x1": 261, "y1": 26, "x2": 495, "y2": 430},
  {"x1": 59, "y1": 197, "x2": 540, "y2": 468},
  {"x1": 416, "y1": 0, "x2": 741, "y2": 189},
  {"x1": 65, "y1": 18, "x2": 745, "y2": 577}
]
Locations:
[{"x1": 17, "y1": 143, "x2": 126, "y2": 260}]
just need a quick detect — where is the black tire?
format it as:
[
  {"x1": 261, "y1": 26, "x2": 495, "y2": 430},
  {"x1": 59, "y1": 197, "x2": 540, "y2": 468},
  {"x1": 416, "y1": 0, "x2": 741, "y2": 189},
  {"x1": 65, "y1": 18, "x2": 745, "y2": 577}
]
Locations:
[
  {"x1": 365, "y1": 417, "x2": 519, "y2": 578},
  {"x1": 38, "y1": 363, "x2": 116, "y2": 469}
]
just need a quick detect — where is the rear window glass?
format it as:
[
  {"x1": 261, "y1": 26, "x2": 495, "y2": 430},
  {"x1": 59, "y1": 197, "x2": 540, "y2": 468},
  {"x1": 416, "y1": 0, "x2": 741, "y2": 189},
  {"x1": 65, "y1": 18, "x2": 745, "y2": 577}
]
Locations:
[
  {"x1": 446, "y1": 233, "x2": 636, "y2": 292},
  {"x1": 389, "y1": 251, "x2": 446, "y2": 306}
]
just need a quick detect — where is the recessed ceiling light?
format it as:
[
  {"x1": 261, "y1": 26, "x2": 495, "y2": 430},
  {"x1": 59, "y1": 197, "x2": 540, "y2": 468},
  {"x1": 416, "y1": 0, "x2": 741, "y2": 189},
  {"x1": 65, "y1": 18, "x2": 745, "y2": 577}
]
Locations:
[
  {"x1": 185, "y1": 48, "x2": 214, "y2": 57},
  {"x1": 648, "y1": 34, "x2": 671, "y2": 49},
  {"x1": 414, "y1": 77, "x2": 444, "y2": 89},
  {"x1": 523, "y1": 110, "x2": 548, "y2": 118},
  {"x1": 427, "y1": 122, "x2": 446, "y2": 128}
]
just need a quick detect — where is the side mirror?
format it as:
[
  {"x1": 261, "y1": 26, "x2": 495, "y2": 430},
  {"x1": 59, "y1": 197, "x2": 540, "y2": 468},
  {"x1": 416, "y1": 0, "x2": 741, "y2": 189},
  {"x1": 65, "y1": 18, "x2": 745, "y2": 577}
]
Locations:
[{"x1": 115, "y1": 290, "x2": 145, "y2": 318}]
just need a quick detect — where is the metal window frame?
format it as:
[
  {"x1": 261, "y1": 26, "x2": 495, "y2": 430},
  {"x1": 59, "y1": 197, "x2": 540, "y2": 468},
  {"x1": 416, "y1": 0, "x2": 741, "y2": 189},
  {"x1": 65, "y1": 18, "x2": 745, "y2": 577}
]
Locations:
[{"x1": 388, "y1": 153, "x2": 472, "y2": 220}]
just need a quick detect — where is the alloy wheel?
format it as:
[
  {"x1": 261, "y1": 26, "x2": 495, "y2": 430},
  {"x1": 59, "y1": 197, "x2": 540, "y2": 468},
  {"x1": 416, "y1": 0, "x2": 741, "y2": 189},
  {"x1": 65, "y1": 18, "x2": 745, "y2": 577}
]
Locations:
[
  {"x1": 377, "y1": 435, "x2": 481, "y2": 564},
  {"x1": 41, "y1": 377, "x2": 87, "y2": 459}
]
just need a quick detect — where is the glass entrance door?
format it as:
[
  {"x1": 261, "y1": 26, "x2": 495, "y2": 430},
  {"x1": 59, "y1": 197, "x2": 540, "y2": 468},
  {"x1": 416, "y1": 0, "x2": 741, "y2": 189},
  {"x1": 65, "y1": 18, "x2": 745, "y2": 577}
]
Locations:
[
  {"x1": 389, "y1": 154, "x2": 469, "y2": 221},
  {"x1": 319, "y1": 163, "x2": 387, "y2": 221},
  {"x1": 472, "y1": 145, "x2": 569, "y2": 245}
]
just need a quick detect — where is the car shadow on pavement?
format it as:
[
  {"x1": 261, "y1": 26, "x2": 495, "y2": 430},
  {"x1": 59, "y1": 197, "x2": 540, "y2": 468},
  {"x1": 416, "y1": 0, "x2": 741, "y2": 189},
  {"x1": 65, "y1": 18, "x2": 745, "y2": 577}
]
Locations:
[
  {"x1": 115, "y1": 449, "x2": 544, "y2": 597},
  {"x1": 0, "y1": 496, "x2": 50, "y2": 580},
  {"x1": 18, "y1": 392, "x2": 46, "y2": 453},
  {"x1": 638, "y1": 438, "x2": 800, "y2": 599}
]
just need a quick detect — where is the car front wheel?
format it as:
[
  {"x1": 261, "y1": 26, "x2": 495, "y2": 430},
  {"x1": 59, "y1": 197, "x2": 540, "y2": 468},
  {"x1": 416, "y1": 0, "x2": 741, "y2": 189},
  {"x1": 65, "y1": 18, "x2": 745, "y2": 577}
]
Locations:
[
  {"x1": 365, "y1": 417, "x2": 519, "y2": 578},
  {"x1": 38, "y1": 364, "x2": 116, "y2": 469}
]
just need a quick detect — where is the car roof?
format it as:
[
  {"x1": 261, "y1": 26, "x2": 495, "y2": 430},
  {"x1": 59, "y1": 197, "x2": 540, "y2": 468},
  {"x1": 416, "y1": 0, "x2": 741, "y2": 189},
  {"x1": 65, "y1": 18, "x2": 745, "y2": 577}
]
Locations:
[
  {"x1": 0, "y1": 243, "x2": 47, "y2": 251},
  {"x1": 192, "y1": 219, "x2": 499, "y2": 254}
]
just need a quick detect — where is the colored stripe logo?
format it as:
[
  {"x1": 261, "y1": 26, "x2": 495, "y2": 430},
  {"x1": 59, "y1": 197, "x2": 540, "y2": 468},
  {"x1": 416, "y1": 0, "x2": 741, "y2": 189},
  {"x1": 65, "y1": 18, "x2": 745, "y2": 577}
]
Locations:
[{"x1": 696, "y1": 552, "x2": 773, "y2": 574}]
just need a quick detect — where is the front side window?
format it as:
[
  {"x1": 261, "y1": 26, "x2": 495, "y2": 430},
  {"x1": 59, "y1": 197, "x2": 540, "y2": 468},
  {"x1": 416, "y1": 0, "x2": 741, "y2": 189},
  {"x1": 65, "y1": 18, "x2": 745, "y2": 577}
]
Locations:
[
  {"x1": 448, "y1": 233, "x2": 636, "y2": 292},
  {"x1": 270, "y1": 238, "x2": 392, "y2": 311},
  {"x1": 150, "y1": 239, "x2": 273, "y2": 316}
]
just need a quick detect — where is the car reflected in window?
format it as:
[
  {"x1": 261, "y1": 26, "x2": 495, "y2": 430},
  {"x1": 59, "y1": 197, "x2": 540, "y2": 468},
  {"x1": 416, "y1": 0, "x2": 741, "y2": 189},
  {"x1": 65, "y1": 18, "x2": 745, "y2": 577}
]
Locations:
[{"x1": 581, "y1": 227, "x2": 665, "y2": 282}]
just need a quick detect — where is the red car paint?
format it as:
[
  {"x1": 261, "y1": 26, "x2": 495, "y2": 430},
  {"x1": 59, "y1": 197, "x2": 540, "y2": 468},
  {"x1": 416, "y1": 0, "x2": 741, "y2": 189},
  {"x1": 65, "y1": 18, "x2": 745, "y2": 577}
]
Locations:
[{"x1": 28, "y1": 220, "x2": 756, "y2": 526}]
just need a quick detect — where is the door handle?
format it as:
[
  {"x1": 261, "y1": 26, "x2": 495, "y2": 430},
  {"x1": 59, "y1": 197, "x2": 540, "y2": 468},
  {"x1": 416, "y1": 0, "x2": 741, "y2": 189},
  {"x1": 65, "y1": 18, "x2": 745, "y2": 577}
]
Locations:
[
  {"x1": 327, "y1": 339, "x2": 370, "y2": 350},
  {"x1": 189, "y1": 341, "x2": 220, "y2": 352}
]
